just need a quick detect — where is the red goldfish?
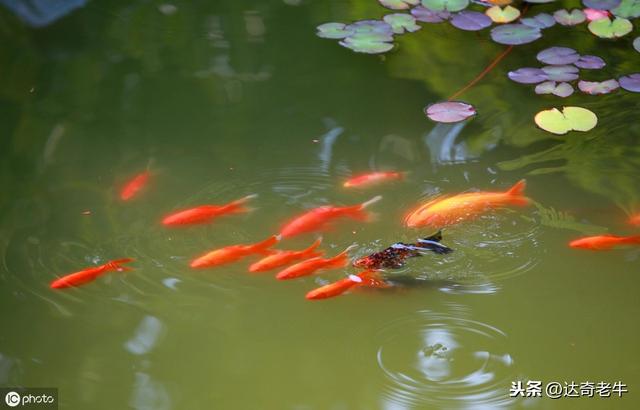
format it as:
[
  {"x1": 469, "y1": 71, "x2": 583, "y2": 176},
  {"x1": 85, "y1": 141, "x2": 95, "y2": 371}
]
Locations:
[
  {"x1": 162, "y1": 194, "x2": 257, "y2": 226},
  {"x1": 569, "y1": 234, "x2": 640, "y2": 251},
  {"x1": 50, "y1": 258, "x2": 134, "y2": 289},
  {"x1": 628, "y1": 214, "x2": 640, "y2": 226},
  {"x1": 275, "y1": 245, "x2": 356, "y2": 280},
  {"x1": 120, "y1": 171, "x2": 150, "y2": 201},
  {"x1": 405, "y1": 180, "x2": 529, "y2": 228},
  {"x1": 190, "y1": 235, "x2": 281, "y2": 269},
  {"x1": 343, "y1": 171, "x2": 404, "y2": 188},
  {"x1": 280, "y1": 196, "x2": 382, "y2": 238},
  {"x1": 305, "y1": 270, "x2": 390, "y2": 300},
  {"x1": 249, "y1": 238, "x2": 323, "y2": 272}
]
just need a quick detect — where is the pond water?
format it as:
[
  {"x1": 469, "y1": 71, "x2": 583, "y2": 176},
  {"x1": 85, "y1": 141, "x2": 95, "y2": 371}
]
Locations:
[{"x1": 0, "y1": 0, "x2": 639, "y2": 409}]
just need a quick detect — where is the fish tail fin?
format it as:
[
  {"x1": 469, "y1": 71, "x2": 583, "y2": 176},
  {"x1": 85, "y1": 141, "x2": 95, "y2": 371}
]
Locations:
[
  {"x1": 360, "y1": 195, "x2": 383, "y2": 209},
  {"x1": 112, "y1": 258, "x2": 134, "y2": 265},
  {"x1": 421, "y1": 230, "x2": 443, "y2": 243},
  {"x1": 329, "y1": 244, "x2": 357, "y2": 267},
  {"x1": 346, "y1": 196, "x2": 382, "y2": 221},
  {"x1": 250, "y1": 234, "x2": 281, "y2": 252},
  {"x1": 505, "y1": 179, "x2": 529, "y2": 205},
  {"x1": 302, "y1": 237, "x2": 323, "y2": 256},
  {"x1": 228, "y1": 194, "x2": 258, "y2": 213},
  {"x1": 359, "y1": 270, "x2": 391, "y2": 288},
  {"x1": 622, "y1": 235, "x2": 640, "y2": 245}
]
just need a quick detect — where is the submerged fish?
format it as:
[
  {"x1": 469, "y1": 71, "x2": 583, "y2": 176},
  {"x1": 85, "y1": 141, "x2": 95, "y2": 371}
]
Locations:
[
  {"x1": 275, "y1": 245, "x2": 356, "y2": 280},
  {"x1": 569, "y1": 234, "x2": 640, "y2": 251},
  {"x1": 628, "y1": 214, "x2": 640, "y2": 227},
  {"x1": 162, "y1": 194, "x2": 257, "y2": 226},
  {"x1": 120, "y1": 171, "x2": 150, "y2": 201},
  {"x1": 353, "y1": 231, "x2": 452, "y2": 270},
  {"x1": 280, "y1": 196, "x2": 382, "y2": 238},
  {"x1": 50, "y1": 258, "x2": 134, "y2": 289},
  {"x1": 249, "y1": 238, "x2": 323, "y2": 272},
  {"x1": 190, "y1": 235, "x2": 281, "y2": 269},
  {"x1": 405, "y1": 180, "x2": 529, "y2": 228},
  {"x1": 305, "y1": 270, "x2": 390, "y2": 300},
  {"x1": 343, "y1": 171, "x2": 404, "y2": 188}
]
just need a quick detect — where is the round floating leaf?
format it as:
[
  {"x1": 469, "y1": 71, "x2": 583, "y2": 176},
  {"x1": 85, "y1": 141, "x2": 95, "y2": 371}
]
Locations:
[
  {"x1": 537, "y1": 46, "x2": 580, "y2": 65},
  {"x1": 508, "y1": 67, "x2": 548, "y2": 84},
  {"x1": 379, "y1": 0, "x2": 420, "y2": 10},
  {"x1": 411, "y1": 6, "x2": 451, "y2": 22},
  {"x1": 611, "y1": 0, "x2": 640, "y2": 18},
  {"x1": 450, "y1": 11, "x2": 492, "y2": 30},
  {"x1": 521, "y1": 13, "x2": 556, "y2": 29},
  {"x1": 584, "y1": 8, "x2": 612, "y2": 20},
  {"x1": 491, "y1": 24, "x2": 542, "y2": 45},
  {"x1": 535, "y1": 81, "x2": 574, "y2": 97},
  {"x1": 425, "y1": 101, "x2": 476, "y2": 123},
  {"x1": 575, "y1": 55, "x2": 606, "y2": 69},
  {"x1": 588, "y1": 17, "x2": 633, "y2": 38},
  {"x1": 421, "y1": 0, "x2": 469, "y2": 12},
  {"x1": 340, "y1": 32, "x2": 395, "y2": 54},
  {"x1": 542, "y1": 65, "x2": 579, "y2": 82},
  {"x1": 534, "y1": 107, "x2": 598, "y2": 135},
  {"x1": 578, "y1": 79, "x2": 620, "y2": 94},
  {"x1": 384, "y1": 13, "x2": 422, "y2": 33},
  {"x1": 486, "y1": 5, "x2": 521, "y2": 23},
  {"x1": 619, "y1": 73, "x2": 640, "y2": 92},
  {"x1": 553, "y1": 9, "x2": 587, "y2": 25},
  {"x1": 349, "y1": 20, "x2": 395, "y2": 35},
  {"x1": 317, "y1": 23, "x2": 354, "y2": 39},
  {"x1": 582, "y1": 0, "x2": 621, "y2": 10},
  {"x1": 634, "y1": 37, "x2": 640, "y2": 52}
]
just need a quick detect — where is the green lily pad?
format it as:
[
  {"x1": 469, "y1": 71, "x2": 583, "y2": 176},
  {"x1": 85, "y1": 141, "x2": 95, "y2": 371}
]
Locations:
[
  {"x1": 486, "y1": 5, "x2": 521, "y2": 23},
  {"x1": 553, "y1": 9, "x2": 587, "y2": 25},
  {"x1": 534, "y1": 106, "x2": 598, "y2": 135},
  {"x1": 383, "y1": 13, "x2": 422, "y2": 33},
  {"x1": 634, "y1": 36, "x2": 640, "y2": 52},
  {"x1": 535, "y1": 81, "x2": 574, "y2": 97},
  {"x1": 317, "y1": 23, "x2": 354, "y2": 39},
  {"x1": 379, "y1": 0, "x2": 420, "y2": 10},
  {"x1": 421, "y1": 0, "x2": 469, "y2": 12},
  {"x1": 588, "y1": 17, "x2": 633, "y2": 38},
  {"x1": 340, "y1": 32, "x2": 395, "y2": 54},
  {"x1": 490, "y1": 23, "x2": 542, "y2": 45},
  {"x1": 611, "y1": 0, "x2": 640, "y2": 18}
]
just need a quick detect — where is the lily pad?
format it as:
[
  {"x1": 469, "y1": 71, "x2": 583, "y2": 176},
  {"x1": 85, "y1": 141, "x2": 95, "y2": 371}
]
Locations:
[
  {"x1": 379, "y1": 0, "x2": 420, "y2": 10},
  {"x1": 421, "y1": 0, "x2": 469, "y2": 12},
  {"x1": 384, "y1": 13, "x2": 422, "y2": 33},
  {"x1": 317, "y1": 23, "x2": 354, "y2": 39},
  {"x1": 575, "y1": 55, "x2": 606, "y2": 69},
  {"x1": 534, "y1": 107, "x2": 598, "y2": 135},
  {"x1": 450, "y1": 11, "x2": 492, "y2": 31},
  {"x1": 553, "y1": 9, "x2": 587, "y2": 25},
  {"x1": 521, "y1": 13, "x2": 556, "y2": 29},
  {"x1": 578, "y1": 79, "x2": 620, "y2": 94},
  {"x1": 535, "y1": 81, "x2": 574, "y2": 97},
  {"x1": 486, "y1": 5, "x2": 521, "y2": 23},
  {"x1": 340, "y1": 29, "x2": 395, "y2": 54},
  {"x1": 537, "y1": 46, "x2": 580, "y2": 65},
  {"x1": 584, "y1": 8, "x2": 611, "y2": 20},
  {"x1": 491, "y1": 24, "x2": 542, "y2": 45},
  {"x1": 542, "y1": 65, "x2": 579, "y2": 82},
  {"x1": 619, "y1": 73, "x2": 640, "y2": 92},
  {"x1": 611, "y1": 0, "x2": 640, "y2": 18},
  {"x1": 349, "y1": 20, "x2": 395, "y2": 35},
  {"x1": 588, "y1": 17, "x2": 633, "y2": 38},
  {"x1": 582, "y1": 0, "x2": 621, "y2": 10},
  {"x1": 634, "y1": 37, "x2": 640, "y2": 52},
  {"x1": 411, "y1": 6, "x2": 451, "y2": 22},
  {"x1": 425, "y1": 101, "x2": 476, "y2": 123},
  {"x1": 508, "y1": 67, "x2": 548, "y2": 84}
]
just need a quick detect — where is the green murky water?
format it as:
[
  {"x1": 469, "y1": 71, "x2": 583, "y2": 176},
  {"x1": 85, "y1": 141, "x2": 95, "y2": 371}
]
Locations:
[{"x1": 1, "y1": 1, "x2": 639, "y2": 409}]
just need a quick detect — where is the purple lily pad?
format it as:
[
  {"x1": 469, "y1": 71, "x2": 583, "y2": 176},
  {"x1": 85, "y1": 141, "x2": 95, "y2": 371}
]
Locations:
[
  {"x1": 491, "y1": 24, "x2": 542, "y2": 45},
  {"x1": 508, "y1": 67, "x2": 548, "y2": 84},
  {"x1": 578, "y1": 79, "x2": 619, "y2": 94},
  {"x1": 634, "y1": 37, "x2": 640, "y2": 52},
  {"x1": 582, "y1": 0, "x2": 621, "y2": 10},
  {"x1": 554, "y1": 9, "x2": 587, "y2": 25},
  {"x1": 521, "y1": 13, "x2": 556, "y2": 29},
  {"x1": 542, "y1": 65, "x2": 580, "y2": 82},
  {"x1": 450, "y1": 11, "x2": 492, "y2": 31},
  {"x1": 537, "y1": 47, "x2": 580, "y2": 65},
  {"x1": 425, "y1": 101, "x2": 476, "y2": 123},
  {"x1": 575, "y1": 55, "x2": 606, "y2": 69},
  {"x1": 411, "y1": 6, "x2": 451, "y2": 22},
  {"x1": 535, "y1": 81, "x2": 574, "y2": 97},
  {"x1": 619, "y1": 73, "x2": 640, "y2": 92}
]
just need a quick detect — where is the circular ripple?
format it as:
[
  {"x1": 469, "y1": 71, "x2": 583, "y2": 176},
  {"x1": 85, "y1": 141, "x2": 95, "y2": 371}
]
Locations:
[{"x1": 376, "y1": 307, "x2": 517, "y2": 408}]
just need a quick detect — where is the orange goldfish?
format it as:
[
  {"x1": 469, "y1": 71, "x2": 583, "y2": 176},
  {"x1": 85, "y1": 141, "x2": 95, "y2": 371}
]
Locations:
[
  {"x1": 404, "y1": 180, "x2": 529, "y2": 228},
  {"x1": 343, "y1": 171, "x2": 404, "y2": 188},
  {"x1": 120, "y1": 171, "x2": 150, "y2": 201},
  {"x1": 249, "y1": 238, "x2": 323, "y2": 272},
  {"x1": 190, "y1": 235, "x2": 281, "y2": 269},
  {"x1": 305, "y1": 270, "x2": 390, "y2": 300},
  {"x1": 569, "y1": 234, "x2": 640, "y2": 251},
  {"x1": 50, "y1": 258, "x2": 134, "y2": 289},
  {"x1": 280, "y1": 196, "x2": 382, "y2": 238},
  {"x1": 628, "y1": 214, "x2": 640, "y2": 226},
  {"x1": 275, "y1": 245, "x2": 356, "y2": 280},
  {"x1": 162, "y1": 194, "x2": 257, "y2": 226}
]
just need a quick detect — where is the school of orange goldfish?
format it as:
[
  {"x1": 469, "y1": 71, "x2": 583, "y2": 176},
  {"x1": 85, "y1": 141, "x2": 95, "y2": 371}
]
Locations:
[{"x1": 50, "y1": 170, "x2": 640, "y2": 300}]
